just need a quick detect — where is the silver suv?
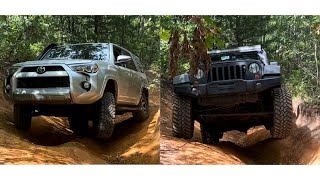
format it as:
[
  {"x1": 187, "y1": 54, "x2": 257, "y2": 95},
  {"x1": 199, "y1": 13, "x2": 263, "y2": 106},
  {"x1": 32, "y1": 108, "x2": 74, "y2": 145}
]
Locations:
[{"x1": 3, "y1": 43, "x2": 149, "y2": 139}]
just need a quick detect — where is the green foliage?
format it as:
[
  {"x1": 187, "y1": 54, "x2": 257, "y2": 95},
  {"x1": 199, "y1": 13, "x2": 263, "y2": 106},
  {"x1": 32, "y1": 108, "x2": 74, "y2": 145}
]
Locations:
[
  {"x1": 160, "y1": 15, "x2": 320, "y2": 106},
  {"x1": 209, "y1": 15, "x2": 320, "y2": 105},
  {"x1": 160, "y1": 15, "x2": 222, "y2": 77},
  {"x1": 0, "y1": 15, "x2": 160, "y2": 75},
  {"x1": 160, "y1": 28, "x2": 171, "y2": 41}
]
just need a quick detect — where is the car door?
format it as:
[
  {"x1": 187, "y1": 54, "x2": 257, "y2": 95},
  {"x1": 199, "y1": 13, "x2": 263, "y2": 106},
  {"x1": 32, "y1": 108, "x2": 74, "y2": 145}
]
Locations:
[
  {"x1": 119, "y1": 49, "x2": 142, "y2": 105},
  {"x1": 130, "y1": 55, "x2": 146, "y2": 105},
  {"x1": 112, "y1": 45, "x2": 133, "y2": 105}
]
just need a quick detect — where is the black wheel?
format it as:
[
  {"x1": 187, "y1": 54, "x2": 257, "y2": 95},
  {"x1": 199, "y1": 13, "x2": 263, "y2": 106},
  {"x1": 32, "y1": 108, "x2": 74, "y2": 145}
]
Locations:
[
  {"x1": 68, "y1": 108, "x2": 88, "y2": 136},
  {"x1": 13, "y1": 104, "x2": 32, "y2": 131},
  {"x1": 200, "y1": 123, "x2": 221, "y2": 144},
  {"x1": 172, "y1": 93, "x2": 194, "y2": 139},
  {"x1": 93, "y1": 91, "x2": 115, "y2": 139},
  {"x1": 132, "y1": 92, "x2": 149, "y2": 122},
  {"x1": 271, "y1": 86, "x2": 293, "y2": 138}
]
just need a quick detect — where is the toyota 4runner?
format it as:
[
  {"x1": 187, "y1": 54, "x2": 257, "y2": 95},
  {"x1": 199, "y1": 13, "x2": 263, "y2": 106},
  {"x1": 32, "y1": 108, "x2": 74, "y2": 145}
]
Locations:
[{"x1": 3, "y1": 43, "x2": 149, "y2": 139}]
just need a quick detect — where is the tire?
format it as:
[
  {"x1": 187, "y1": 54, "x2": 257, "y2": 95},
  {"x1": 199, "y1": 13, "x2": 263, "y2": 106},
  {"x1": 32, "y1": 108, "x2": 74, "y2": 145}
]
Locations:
[
  {"x1": 172, "y1": 93, "x2": 194, "y2": 139},
  {"x1": 93, "y1": 91, "x2": 115, "y2": 139},
  {"x1": 13, "y1": 104, "x2": 32, "y2": 131},
  {"x1": 68, "y1": 108, "x2": 88, "y2": 136},
  {"x1": 132, "y1": 92, "x2": 149, "y2": 122},
  {"x1": 200, "y1": 123, "x2": 221, "y2": 144},
  {"x1": 271, "y1": 86, "x2": 293, "y2": 138}
]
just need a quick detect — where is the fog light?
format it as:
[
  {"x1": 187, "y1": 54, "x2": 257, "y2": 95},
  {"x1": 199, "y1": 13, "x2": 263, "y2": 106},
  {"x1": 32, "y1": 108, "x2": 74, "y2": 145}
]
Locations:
[
  {"x1": 6, "y1": 84, "x2": 11, "y2": 90},
  {"x1": 82, "y1": 81, "x2": 91, "y2": 90},
  {"x1": 256, "y1": 82, "x2": 262, "y2": 89}
]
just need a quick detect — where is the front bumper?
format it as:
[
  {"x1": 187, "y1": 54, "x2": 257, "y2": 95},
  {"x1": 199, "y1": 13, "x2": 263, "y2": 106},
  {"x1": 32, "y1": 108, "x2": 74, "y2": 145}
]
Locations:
[
  {"x1": 174, "y1": 77, "x2": 281, "y2": 97},
  {"x1": 4, "y1": 64, "x2": 103, "y2": 105}
]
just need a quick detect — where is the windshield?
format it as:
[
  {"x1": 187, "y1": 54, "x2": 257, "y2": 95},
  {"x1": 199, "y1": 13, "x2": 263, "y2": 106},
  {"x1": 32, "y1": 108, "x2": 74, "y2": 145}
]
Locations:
[
  {"x1": 42, "y1": 44, "x2": 109, "y2": 60},
  {"x1": 210, "y1": 51, "x2": 261, "y2": 62}
]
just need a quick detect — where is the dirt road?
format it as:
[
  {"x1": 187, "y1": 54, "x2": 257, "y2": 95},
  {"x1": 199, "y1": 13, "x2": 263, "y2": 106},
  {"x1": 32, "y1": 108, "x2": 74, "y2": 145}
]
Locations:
[
  {"x1": 160, "y1": 79, "x2": 320, "y2": 165},
  {"x1": 0, "y1": 80, "x2": 160, "y2": 164}
]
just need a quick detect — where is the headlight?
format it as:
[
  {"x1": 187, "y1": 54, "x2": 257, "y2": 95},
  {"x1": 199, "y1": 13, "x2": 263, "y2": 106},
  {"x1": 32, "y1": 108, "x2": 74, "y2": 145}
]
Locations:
[
  {"x1": 69, "y1": 63, "x2": 99, "y2": 74},
  {"x1": 5, "y1": 67, "x2": 20, "y2": 76},
  {"x1": 249, "y1": 63, "x2": 260, "y2": 73},
  {"x1": 194, "y1": 69, "x2": 205, "y2": 79}
]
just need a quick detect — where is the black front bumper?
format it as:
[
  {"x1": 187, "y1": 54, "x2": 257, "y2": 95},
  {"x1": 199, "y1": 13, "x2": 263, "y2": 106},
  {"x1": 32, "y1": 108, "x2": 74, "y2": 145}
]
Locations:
[{"x1": 174, "y1": 77, "x2": 281, "y2": 97}]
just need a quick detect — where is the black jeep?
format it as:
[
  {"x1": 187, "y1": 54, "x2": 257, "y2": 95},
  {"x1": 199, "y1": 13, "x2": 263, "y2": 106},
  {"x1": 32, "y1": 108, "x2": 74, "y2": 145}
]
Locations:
[{"x1": 172, "y1": 45, "x2": 293, "y2": 144}]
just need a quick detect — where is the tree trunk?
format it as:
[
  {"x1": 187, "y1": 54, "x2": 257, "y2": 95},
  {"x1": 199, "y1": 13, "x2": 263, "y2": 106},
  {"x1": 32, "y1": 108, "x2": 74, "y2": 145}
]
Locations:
[
  {"x1": 94, "y1": 15, "x2": 99, "y2": 43},
  {"x1": 315, "y1": 43, "x2": 319, "y2": 85},
  {"x1": 121, "y1": 16, "x2": 126, "y2": 46}
]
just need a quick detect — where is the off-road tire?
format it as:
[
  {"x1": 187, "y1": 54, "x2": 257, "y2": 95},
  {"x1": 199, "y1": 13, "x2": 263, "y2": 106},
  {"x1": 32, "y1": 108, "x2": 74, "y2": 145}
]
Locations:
[
  {"x1": 93, "y1": 91, "x2": 115, "y2": 139},
  {"x1": 13, "y1": 104, "x2": 32, "y2": 131},
  {"x1": 172, "y1": 93, "x2": 194, "y2": 139},
  {"x1": 132, "y1": 92, "x2": 149, "y2": 122},
  {"x1": 68, "y1": 108, "x2": 88, "y2": 136},
  {"x1": 200, "y1": 123, "x2": 221, "y2": 144},
  {"x1": 271, "y1": 86, "x2": 293, "y2": 138}
]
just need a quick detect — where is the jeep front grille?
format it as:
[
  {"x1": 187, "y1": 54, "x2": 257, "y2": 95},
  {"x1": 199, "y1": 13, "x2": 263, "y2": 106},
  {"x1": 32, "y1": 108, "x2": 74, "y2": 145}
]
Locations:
[
  {"x1": 208, "y1": 65, "x2": 246, "y2": 81},
  {"x1": 21, "y1": 66, "x2": 65, "y2": 72},
  {"x1": 17, "y1": 77, "x2": 70, "y2": 88}
]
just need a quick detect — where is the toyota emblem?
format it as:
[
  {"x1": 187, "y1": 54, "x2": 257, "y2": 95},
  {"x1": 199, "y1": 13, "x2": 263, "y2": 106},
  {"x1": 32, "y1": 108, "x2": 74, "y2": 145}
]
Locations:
[{"x1": 36, "y1": 66, "x2": 46, "y2": 74}]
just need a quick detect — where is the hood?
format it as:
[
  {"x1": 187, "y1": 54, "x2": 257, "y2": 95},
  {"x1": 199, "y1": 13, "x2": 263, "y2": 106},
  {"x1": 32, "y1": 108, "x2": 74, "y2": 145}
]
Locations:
[{"x1": 14, "y1": 59, "x2": 94, "y2": 66}]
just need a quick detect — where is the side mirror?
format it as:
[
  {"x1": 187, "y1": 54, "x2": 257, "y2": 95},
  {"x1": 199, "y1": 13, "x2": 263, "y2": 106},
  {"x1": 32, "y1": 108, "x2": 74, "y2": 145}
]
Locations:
[
  {"x1": 270, "y1": 61, "x2": 278, "y2": 66},
  {"x1": 115, "y1": 55, "x2": 131, "y2": 66},
  {"x1": 117, "y1": 55, "x2": 131, "y2": 62}
]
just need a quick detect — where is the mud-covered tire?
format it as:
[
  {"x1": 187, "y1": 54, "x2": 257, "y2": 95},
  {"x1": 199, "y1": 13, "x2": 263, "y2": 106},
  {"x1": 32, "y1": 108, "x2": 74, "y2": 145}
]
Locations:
[
  {"x1": 132, "y1": 92, "x2": 149, "y2": 122},
  {"x1": 271, "y1": 86, "x2": 293, "y2": 138},
  {"x1": 13, "y1": 104, "x2": 32, "y2": 131},
  {"x1": 93, "y1": 92, "x2": 115, "y2": 139},
  {"x1": 172, "y1": 93, "x2": 194, "y2": 139},
  {"x1": 200, "y1": 123, "x2": 221, "y2": 144},
  {"x1": 68, "y1": 109, "x2": 88, "y2": 136}
]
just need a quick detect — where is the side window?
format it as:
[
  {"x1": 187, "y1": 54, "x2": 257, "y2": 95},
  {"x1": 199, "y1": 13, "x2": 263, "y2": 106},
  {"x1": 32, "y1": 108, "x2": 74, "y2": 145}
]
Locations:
[
  {"x1": 121, "y1": 49, "x2": 137, "y2": 71},
  {"x1": 133, "y1": 56, "x2": 144, "y2": 73}
]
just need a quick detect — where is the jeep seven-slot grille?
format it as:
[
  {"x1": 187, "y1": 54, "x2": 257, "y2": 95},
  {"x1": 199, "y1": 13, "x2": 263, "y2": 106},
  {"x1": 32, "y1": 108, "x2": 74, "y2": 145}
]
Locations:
[
  {"x1": 17, "y1": 77, "x2": 70, "y2": 88},
  {"x1": 208, "y1": 65, "x2": 246, "y2": 81},
  {"x1": 21, "y1": 66, "x2": 65, "y2": 72}
]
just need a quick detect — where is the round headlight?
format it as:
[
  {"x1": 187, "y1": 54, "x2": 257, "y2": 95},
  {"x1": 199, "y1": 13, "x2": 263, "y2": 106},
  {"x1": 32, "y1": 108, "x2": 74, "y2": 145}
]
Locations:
[
  {"x1": 249, "y1": 63, "x2": 260, "y2": 73},
  {"x1": 194, "y1": 69, "x2": 205, "y2": 79}
]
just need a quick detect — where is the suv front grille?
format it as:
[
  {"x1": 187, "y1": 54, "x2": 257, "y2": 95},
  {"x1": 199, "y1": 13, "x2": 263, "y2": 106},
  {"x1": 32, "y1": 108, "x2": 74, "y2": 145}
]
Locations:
[
  {"x1": 208, "y1": 65, "x2": 246, "y2": 81},
  {"x1": 21, "y1": 66, "x2": 65, "y2": 72},
  {"x1": 17, "y1": 77, "x2": 70, "y2": 88}
]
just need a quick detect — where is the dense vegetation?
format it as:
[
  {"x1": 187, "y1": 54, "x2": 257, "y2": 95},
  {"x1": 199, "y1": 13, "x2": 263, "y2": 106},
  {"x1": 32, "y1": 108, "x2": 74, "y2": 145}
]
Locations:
[
  {"x1": 1, "y1": 15, "x2": 320, "y2": 104},
  {"x1": 0, "y1": 15, "x2": 160, "y2": 73},
  {"x1": 160, "y1": 15, "x2": 320, "y2": 105}
]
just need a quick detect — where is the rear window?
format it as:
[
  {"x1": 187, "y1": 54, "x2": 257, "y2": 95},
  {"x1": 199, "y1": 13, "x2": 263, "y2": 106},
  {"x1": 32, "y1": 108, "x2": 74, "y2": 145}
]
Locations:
[{"x1": 42, "y1": 44, "x2": 109, "y2": 60}]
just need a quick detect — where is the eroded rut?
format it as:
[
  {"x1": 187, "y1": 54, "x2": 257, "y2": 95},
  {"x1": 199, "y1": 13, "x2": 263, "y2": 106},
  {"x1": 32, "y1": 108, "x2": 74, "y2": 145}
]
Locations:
[
  {"x1": 0, "y1": 79, "x2": 160, "y2": 164},
  {"x1": 160, "y1": 79, "x2": 320, "y2": 165}
]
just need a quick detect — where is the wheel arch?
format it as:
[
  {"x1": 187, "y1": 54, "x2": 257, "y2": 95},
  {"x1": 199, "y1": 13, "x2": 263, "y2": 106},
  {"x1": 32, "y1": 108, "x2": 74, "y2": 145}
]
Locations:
[
  {"x1": 141, "y1": 87, "x2": 149, "y2": 99},
  {"x1": 103, "y1": 79, "x2": 118, "y2": 101}
]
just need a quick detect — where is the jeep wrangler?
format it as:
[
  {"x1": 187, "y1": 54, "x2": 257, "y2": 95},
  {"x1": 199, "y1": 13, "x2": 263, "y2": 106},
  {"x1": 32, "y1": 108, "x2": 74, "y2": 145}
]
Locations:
[
  {"x1": 3, "y1": 43, "x2": 149, "y2": 139},
  {"x1": 172, "y1": 45, "x2": 293, "y2": 144}
]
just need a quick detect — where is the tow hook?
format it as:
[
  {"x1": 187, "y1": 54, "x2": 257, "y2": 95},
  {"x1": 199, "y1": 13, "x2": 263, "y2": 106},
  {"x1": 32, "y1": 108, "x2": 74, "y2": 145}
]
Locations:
[{"x1": 191, "y1": 87, "x2": 199, "y2": 96}]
